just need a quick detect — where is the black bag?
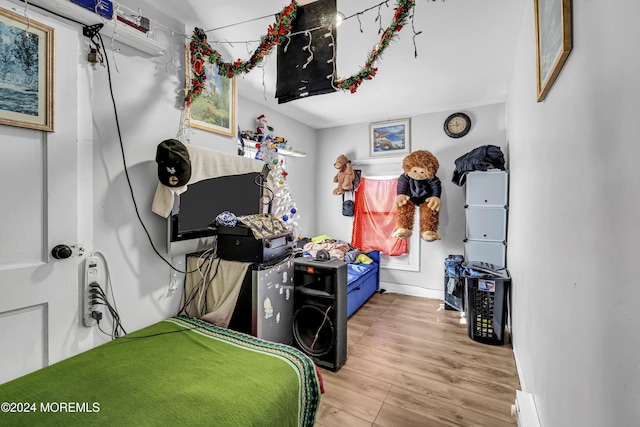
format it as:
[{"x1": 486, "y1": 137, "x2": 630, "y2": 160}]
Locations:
[{"x1": 342, "y1": 192, "x2": 354, "y2": 217}]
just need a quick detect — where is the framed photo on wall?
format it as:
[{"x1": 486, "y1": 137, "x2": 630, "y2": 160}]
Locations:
[
  {"x1": 0, "y1": 7, "x2": 54, "y2": 132},
  {"x1": 534, "y1": 0, "x2": 572, "y2": 102},
  {"x1": 369, "y1": 118, "x2": 411, "y2": 158},
  {"x1": 185, "y1": 48, "x2": 236, "y2": 137}
]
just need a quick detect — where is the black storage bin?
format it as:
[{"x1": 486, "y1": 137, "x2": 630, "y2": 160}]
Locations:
[
  {"x1": 464, "y1": 263, "x2": 510, "y2": 345},
  {"x1": 444, "y1": 254, "x2": 465, "y2": 311}
]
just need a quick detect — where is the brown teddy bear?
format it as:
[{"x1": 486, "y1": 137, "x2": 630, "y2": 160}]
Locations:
[
  {"x1": 333, "y1": 154, "x2": 355, "y2": 195},
  {"x1": 392, "y1": 150, "x2": 442, "y2": 242}
]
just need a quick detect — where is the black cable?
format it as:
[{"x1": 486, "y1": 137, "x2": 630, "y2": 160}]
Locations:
[
  {"x1": 202, "y1": 0, "x2": 394, "y2": 34},
  {"x1": 178, "y1": 256, "x2": 222, "y2": 317},
  {"x1": 91, "y1": 285, "x2": 125, "y2": 338},
  {"x1": 95, "y1": 32, "x2": 199, "y2": 275},
  {"x1": 177, "y1": 254, "x2": 214, "y2": 316},
  {"x1": 15, "y1": 0, "x2": 85, "y2": 26},
  {"x1": 255, "y1": 172, "x2": 274, "y2": 213},
  {"x1": 91, "y1": 282, "x2": 127, "y2": 339},
  {"x1": 27, "y1": 20, "x2": 187, "y2": 278}
]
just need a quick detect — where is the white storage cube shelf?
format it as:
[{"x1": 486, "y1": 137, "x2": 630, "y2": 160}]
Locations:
[
  {"x1": 465, "y1": 207, "x2": 507, "y2": 242},
  {"x1": 464, "y1": 241, "x2": 506, "y2": 268},
  {"x1": 465, "y1": 171, "x2": 508, "y2": 206},
  {"x1": 463, "y1": 170, "x2": 508, "y2": 267}
]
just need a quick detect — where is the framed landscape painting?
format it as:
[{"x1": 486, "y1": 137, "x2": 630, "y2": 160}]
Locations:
[
  {"x1": 370, "y1": 118, "x2": 410, "y2": 158},
  {"x1": 534, "y1": 0, "x2": 572, "y2": 102},
  {"x1": 0, "y1": 8, "x2": 54, "y2": 132},
  {"x1": 185, "y1": 48, "x2": 236, "y2": 137}
]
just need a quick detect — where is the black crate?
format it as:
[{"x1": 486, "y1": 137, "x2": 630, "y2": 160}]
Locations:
[{"x1": 465, "y1": 276, "x2": 510, "y2": 345}]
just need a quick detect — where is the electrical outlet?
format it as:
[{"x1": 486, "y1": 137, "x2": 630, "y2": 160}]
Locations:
[{"x1": 83, "y1": 256, "x2": 101, "y2": 327}]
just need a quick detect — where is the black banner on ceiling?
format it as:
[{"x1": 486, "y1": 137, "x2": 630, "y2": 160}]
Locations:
[{"x1": 276, "y1": 0, "x2": 337, "y2": 104}]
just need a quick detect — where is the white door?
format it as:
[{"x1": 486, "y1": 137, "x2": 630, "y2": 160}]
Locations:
[{"x1": 0, "y1": 17, "x2": 84, "y2": 384}]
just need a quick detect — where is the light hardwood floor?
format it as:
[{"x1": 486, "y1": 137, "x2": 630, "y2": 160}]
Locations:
[{"x1": 314, "y1": 292, "x2": 520, "y2": 427}]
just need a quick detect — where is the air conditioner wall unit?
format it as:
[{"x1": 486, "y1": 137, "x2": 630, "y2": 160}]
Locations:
[{"x1": 9, "y1": 0, "x2": 167, "y2": 56}]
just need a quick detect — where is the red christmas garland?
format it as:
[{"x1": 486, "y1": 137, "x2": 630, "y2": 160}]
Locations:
[
  {"x1": 185, "y1": 0, "x2": 416, "y2": 105},
  {"x1": 186, "y1": 1, "x2": 299, "y2": 107},
  {"x1": 335, "y1": 0, "x2": 416, "y2": 93}
]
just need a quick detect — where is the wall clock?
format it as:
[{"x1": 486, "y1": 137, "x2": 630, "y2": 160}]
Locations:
[{"x1": 444, "y1": 112, "x2": 471, "y2": 138}]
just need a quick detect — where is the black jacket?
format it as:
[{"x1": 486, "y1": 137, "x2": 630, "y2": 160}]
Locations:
[{"x1": 452, "y1": 145, "x2": 505, "y2": 186}]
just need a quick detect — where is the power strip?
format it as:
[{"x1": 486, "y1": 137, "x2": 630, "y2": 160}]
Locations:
[{"x1": 83, "y1": 256, "x2": 101, "y2": 327}]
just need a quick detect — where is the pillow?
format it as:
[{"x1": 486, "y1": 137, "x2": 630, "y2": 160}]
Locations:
[
  {"x1": 355, "y1": 254, "x2": 373, "y2": 264},
  {"x1": 344, "y1": 250, "x2": 363, "y2": 264}
]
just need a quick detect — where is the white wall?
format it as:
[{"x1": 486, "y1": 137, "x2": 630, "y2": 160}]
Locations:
[
  {"x1": 89, "y1": 32, "x2": 318, "y2": 338},
  {"x1": 0, "y1": 0, "x2": 317, "y2": 352},
  {"x1": 237, "y1": 97, "x2": 318, "y2": 238},
  {"x1": 507, "y1": 2, "x2": 640, "y2": 426},
  {"x1": 316, "y1": 103, "x2": 507, "y2": 295}
]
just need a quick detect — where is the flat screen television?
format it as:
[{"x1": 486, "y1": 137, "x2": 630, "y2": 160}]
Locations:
[{"x1": 167, "y1": 172, "x2": 265, "y2": 256}]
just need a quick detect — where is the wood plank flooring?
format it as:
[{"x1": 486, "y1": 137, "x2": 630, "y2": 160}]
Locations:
[{"x1": 314, "y1": 292, "x2": 520, "y2": 426}]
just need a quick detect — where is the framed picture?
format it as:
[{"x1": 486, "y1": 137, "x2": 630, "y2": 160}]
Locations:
[
  {"x1": 534, "y1": 0, "x2": 572, "y2": 102},
  {"x1": 185, "y1": 48, "x2": 236, "y2": 137},
  {"x1": 369, "y1": 118, "x2": 410, "y2": 158},
  {"x1": 0, "y1": 8, "x2": 54, "y2": 132}
]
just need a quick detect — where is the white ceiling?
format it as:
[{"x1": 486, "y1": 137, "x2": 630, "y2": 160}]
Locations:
[{"x1": 150, "y1": 0, "x2": 526, "y2": 129}]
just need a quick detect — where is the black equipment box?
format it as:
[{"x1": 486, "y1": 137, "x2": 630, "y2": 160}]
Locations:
[{"x1": 216, "y1": 225, "x2": 294, "y2": 263}]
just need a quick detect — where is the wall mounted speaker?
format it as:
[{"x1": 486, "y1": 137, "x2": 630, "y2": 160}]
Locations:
[{"x1": 292, "y1": 257, "x2": 347, "y2": 371}]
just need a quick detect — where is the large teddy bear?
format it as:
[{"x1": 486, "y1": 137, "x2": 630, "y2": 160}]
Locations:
[
  {"x1": 333, "y1": 154, "x2": 355, "y2": 195},
  {"x1": 392, "y1": 150, "x2": 442, "y2": 242}
]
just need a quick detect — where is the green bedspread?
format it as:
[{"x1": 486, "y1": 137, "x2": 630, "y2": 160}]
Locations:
[{"x1": 0, "y1": 316, "x2": 320, "y2": 426}]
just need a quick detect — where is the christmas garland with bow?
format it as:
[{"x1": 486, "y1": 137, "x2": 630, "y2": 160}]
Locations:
[{"x1": 185, "y1": 0, "x2": 416, "y2": 106}]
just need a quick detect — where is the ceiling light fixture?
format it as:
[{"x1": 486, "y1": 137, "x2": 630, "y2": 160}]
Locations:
[{"x1": 335, "y1": 11, "x2": 345, "y2": 27}]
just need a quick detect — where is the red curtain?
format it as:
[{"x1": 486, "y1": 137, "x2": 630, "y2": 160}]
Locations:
[{"x1": 351, "y1": 177, "x2": 408, "y2": 256}]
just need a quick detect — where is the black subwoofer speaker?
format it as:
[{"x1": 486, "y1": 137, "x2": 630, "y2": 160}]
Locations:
[{"x1": 293, "y1": 257, "x2": 347, "y2": 371}]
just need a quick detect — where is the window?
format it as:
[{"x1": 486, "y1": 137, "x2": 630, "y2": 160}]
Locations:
[
  {"x1": 350, "y1": 166, "x2": 420, "y2": 272},
  {"x1": 351, "y1": 177, "x2": 407, "y2": 256}
]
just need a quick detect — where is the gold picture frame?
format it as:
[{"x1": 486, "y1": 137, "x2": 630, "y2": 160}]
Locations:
[
  {"x1": 185, "y1": 47, "x2": 236, "y2": 137},
  {"x1": 534, "y1": 0, "x2": 572, "y2": 102},
  {"x1": 0, "y1": 7, "x2": 54, "y2": 132}
]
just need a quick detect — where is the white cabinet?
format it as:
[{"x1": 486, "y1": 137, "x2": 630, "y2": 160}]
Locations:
[{"x1": 464, "y1": 170, "x2": 508, "y2": 267}]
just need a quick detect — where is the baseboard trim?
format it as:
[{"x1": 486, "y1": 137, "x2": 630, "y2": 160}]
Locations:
[
  {"x1": 515, "y1": 390, "x2": 541, "y2": 427},
  {"x1": 379, "y1": 281, "x2": 443, "y2": 300}
]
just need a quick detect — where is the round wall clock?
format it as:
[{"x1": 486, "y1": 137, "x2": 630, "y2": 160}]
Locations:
[{"x1": 444, "y1": 112, "x2": 471, "y2": 138}]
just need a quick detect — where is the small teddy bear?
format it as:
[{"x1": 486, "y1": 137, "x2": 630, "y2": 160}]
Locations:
[
  {"x1": 392, "y1": 150, "x2": 442, "y2": 242},
  {"x1": 332, "y1": 154, "x2": 355, "y2": 195}
]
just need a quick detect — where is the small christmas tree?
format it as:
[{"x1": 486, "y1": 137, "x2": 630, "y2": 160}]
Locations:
[{"x1": 255, "y1": 138, "x2": 301, "y2": 239}]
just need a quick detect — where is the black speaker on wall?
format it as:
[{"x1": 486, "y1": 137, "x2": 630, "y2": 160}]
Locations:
[{"x1": 292, "y1": 257, "x2": 347, "y2": 371}]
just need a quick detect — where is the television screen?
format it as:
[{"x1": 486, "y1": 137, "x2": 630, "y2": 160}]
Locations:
[{"x1": 167, "y1": 172, "x2": 265, "y2": 255}]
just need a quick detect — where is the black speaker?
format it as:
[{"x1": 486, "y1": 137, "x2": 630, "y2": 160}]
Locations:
[{"x1": 292, "y1": 257, "x2": 347, "y2": 371}]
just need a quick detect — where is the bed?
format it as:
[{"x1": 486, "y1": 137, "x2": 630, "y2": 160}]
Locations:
[
  {"x1": 346, "y1": 249, "x2": 380, "y2": 317},
  {"x1": 0, "y1": 316, "x2": 320, "y2": 426}
]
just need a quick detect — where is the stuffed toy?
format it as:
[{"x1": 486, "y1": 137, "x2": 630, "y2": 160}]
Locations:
[
  {"x1": 392, "y1": 150, "x2": 442, "y2": 242},
  {"x1": 256, "y1": 114, "x2": 274, "y2": 136},
  {"x1": 333, "y1": 154, "x2": 355, "y2": 195}
]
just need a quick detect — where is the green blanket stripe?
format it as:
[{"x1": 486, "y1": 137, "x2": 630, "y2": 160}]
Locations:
[
  {"x1": 0, "y1": 316, "x2": 320, "y2": 427},
  {"x1": 170, "y1": 316, "x2": 321, "y2": 426}
]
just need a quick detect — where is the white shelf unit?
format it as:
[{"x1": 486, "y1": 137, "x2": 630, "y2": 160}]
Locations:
[
  {"x1": 239, "y1": 138, "x2": 306, "y2": 158},
  {"x1": 11, "y1": 0, "x2": 167, "y2": 56},
  {"x1": 463, "y1": 170, "x2": 508, "y2": 267}
]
